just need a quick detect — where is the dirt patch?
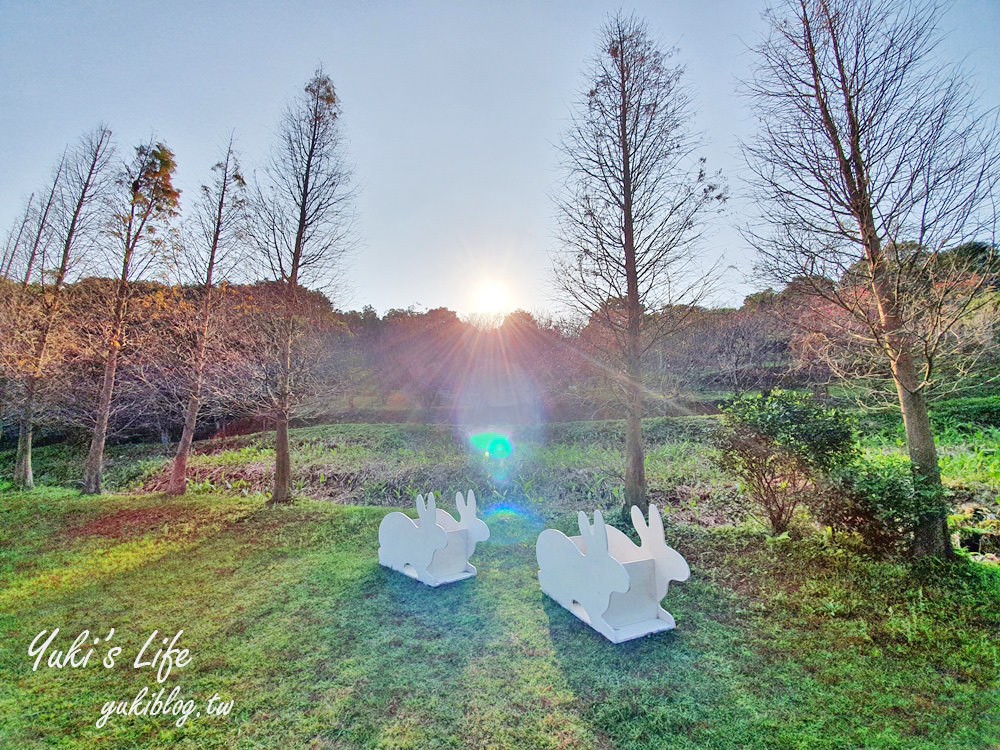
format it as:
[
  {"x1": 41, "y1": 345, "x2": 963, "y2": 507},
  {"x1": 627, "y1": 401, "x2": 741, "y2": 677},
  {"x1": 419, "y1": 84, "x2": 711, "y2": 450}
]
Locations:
[
  {"x1": 67, "y1": 505, "x2": 193, "y2": 540},
  {"x1": 650, "y1": 484, "x2": 748, "y2": 528},
  {"x1": 143, "y1": 462, "x2": 274, "y2": 494},
  {"x1": 190, "y1": 435, "x2": 259, "y2": 456}
]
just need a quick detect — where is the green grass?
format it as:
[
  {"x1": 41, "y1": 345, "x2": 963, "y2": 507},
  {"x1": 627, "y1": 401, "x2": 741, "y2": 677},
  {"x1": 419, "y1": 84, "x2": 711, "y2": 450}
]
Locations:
[
  {"x1": 854, "y1": 395, "x2": 1000, "y2": 440},
  {"x1": 5, "y1": 410, "x2": 997, "y2": 519},
  {"x1": 2, "y1": 421, "x2": 731, "y2": 516},
  {"x1": 0, "y1": 440, "x2": 170, "y2": 491},
  {"x1": 5, "y1": 410, "x2": 996, "y2": 530},
  {"x1": 1, "y1": 489, "x2": 997, "y2": 748},
  {"x1": 859, "y1": 426, "x2": 1000, "y2": 505},
  {"x1": 2, "y1": 413, "x2": 999, "y2": 747}
]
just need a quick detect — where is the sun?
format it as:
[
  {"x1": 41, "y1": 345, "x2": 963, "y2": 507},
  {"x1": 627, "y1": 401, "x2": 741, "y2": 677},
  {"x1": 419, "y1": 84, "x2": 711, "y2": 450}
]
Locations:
[{"x1": 470, "y1": 278, "x2": 513, "y2": 316}]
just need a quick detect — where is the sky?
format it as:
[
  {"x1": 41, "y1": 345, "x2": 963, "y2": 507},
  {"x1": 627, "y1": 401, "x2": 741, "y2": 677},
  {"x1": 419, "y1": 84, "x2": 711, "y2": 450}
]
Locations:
[{"x1": 1, "y1": 0, "x2": 998, "y2": 318}]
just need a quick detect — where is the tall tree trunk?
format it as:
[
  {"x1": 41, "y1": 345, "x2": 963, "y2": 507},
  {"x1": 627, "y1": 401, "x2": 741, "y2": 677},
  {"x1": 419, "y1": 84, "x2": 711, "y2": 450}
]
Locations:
[
  {"x1": 864, "y1": 231, "x2": 951, "y2": 559},
  {"x1": 269, "y1": 317, "x2": 294, "y2": 505},
  {"x1": 13, "y1": 377, "x2": 35, "y2": 490},
  {"x1": 270, "y1": 409, "x2": 291, "y2": 505},
  {"x1": 623, "y1": 357, "x2": 647, "y2": 515},
  {"x1": 15, "y1": 321, "x2": 53, "y2": 490},
  {"x1": 891, "y1": 353, "x2": 953, "y2": 559},
  {"x1": 84, "y1": 282, "x2": 127, "y2": 496},
  {"x1": 10, "y1": 183, "x2": 58, "y2": 491},
  {"x1": 618, "y1": 49, "x2": 647, "y2": 517},
  {"x1": 849, "y1": 123, "x2": 951, "y2": 559},
  {"x1": 83, "y1": 339, "x2": 121, "y2": 495},
  {"x1": 166, "y1": 141, "x2": 232, "y2": 495},
  {"x1": 167, "y1": 313, "x2": 210, "y2": 496},
  {"x1": 167, "y1": 385, "x2": 202, "y2": 495}
]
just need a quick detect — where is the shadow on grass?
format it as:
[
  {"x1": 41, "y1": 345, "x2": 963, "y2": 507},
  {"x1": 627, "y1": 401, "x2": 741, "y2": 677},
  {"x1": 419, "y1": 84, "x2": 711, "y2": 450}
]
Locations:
[
  {"x1": 286, "y1": 568, "x2": 503, "y2": 749},
  {"x1": 2, "y1": 500, "x2": 506, "y2": 749},
  {"x1": 541, "y1": 582, "x2": 783, "y2": 750}
]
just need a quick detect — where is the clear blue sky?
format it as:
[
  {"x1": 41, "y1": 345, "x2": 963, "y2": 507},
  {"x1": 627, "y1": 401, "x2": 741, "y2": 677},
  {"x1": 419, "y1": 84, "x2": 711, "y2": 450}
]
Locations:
[{"x1": 2, "y1": 0, "x2": 997, "y2": 316}]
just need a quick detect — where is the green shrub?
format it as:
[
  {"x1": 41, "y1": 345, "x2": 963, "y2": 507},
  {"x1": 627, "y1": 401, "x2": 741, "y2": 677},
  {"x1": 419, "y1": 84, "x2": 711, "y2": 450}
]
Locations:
[
  {"x1": 818, "y1": 453, "x2": 957, "y2": 556},
  {"x1": 722, "y1": 391, "x2": 856, "y2": 473},
  {"x1": 818, "y1": 455, "x2": 919, "y2": 554},
  {"x1": 715, "y1": 391, "x2": 855, "y2": 534},
  {"x1": 931, "y1": 396, "x2": 1000, "y2": 432}
]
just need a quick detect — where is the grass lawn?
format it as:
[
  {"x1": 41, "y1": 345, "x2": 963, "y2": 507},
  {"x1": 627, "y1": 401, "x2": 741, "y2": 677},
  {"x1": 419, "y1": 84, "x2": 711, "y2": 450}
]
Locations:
[{"x1": 2, "y1": 483, "x2": 998, "y2": 749}]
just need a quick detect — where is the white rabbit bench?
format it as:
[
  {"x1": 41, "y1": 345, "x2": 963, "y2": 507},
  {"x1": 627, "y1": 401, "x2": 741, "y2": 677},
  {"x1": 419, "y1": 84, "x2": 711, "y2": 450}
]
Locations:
[
  {"x1": 536, "y1": 505, "x2": 690, "y2": 643},
  {"x1": 378, "y1": 491, "x2": 490, "y2": 587}
]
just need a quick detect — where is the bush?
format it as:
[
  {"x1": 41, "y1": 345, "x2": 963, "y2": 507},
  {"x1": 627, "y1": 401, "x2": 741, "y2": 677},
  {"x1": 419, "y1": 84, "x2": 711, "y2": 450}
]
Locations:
[
  {"x1": 931, "y1": 396, "x2": 1000, "y2": 432},
  {"x1": 818, "y1": 455, "x2": 921, "y2": 554},
  {"x1": 722, "y1": 391, "x2": 856, "y2": 473},
  {"x1": 714, "y1": 391, "x2": 855, "y2": 534},
  {"x1": 818, "y1": 454, "x2": 956, "y2": 556}
]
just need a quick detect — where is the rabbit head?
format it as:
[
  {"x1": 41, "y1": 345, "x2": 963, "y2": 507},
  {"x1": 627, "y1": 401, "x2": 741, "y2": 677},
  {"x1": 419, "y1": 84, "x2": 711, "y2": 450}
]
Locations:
[
  {"x1": 630, "y1": 504, "x2": 663, "y2": 550},
  {"x1": 416, "y1": 492, "x2": 436, "y2": 521},
  {"x1": 456, "y1": 490, "x2": 490, "y2": 544},
  {"x1": 631, "y1": 504, "x2": 690, "y2": 585}
]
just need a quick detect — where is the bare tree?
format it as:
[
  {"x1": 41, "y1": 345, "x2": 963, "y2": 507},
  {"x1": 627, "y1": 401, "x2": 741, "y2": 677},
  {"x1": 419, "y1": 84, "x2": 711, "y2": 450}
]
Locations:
[
  {"x1": 82, "y1": 142, "x2": 180, "y2": 494},
  {"x1": 0, "y1": 195, "x2": 40, "y2": 282},
  {"x1": 743, "y1": 0, "x2": 1000, "y2": 557},
  {"x1": 3, "y1": 128, "x2": 115, "y2": 489},
  {"x1": 1, "y1": 193, "x2": 55, "y2": 481},
  {"x1": 166, "y1": 138, "x2": 247, "y2": 494},
  {"x1": 712, "y1": 307, "x2": 790, "y2": 396},
  {"x1": 553, "y1": 12, "x2": 724, "y2": 514},
  {"x1": 251, "y1": 69, "x2": 354, "y2": 504}
]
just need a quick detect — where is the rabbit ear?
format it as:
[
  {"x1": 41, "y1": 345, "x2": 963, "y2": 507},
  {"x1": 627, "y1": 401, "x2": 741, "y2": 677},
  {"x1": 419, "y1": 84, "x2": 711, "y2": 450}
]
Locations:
[
  {"x1": 416, "y1": 494, "x2": 426, "y2": 516},
  {"x1": 649, "y1": 505, "x2": 664, "y2": 540},
  {"x1": 577, "y1": 510, "x2": 591, "y2": 540},
  {"x1": 467, "y1": 490, "x2": 477, "y2": 516},
  {"x1": 592, "y1": 509, "x2": 609, "y2": 552},
  {"x1": 631, "y1": 505, "x2": 647, "y2": 538},
  {"x1": 426, "y1": 492, "x2": 437, "y2": 514},
  {"x1": 455, "y1": 491, "x2": 466, "y2": 516}
]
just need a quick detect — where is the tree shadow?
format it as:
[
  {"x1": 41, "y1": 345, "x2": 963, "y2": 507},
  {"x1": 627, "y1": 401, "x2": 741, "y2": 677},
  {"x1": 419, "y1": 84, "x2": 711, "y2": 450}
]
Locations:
[
  {"x1": 296, "y1": 559, "x2": 503, "y2": 748},
  {"x1": 540, "y1": 583, "x2": 785, "y2": 749}
]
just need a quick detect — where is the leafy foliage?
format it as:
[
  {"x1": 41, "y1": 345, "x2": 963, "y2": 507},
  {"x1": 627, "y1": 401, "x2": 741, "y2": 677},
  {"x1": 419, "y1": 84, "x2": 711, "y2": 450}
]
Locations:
[
  {"x1": 722, "y1": 391, "x2": 856, "y2": 472},
  {"x1": 932, "y1": 396, "x2": 1000, "y2": 433},
  {"x1": 715, "y1": 391, "x2": 855, "y2": 533},
  {"x1": 818, "y1": 454, "x2": 930, "y2": 554}
]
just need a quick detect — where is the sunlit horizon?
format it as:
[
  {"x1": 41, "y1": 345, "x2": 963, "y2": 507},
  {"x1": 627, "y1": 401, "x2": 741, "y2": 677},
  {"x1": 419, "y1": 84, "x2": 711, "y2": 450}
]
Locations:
[{"x1": 467, "y1": 278, "x2": 515, "y2": 317}]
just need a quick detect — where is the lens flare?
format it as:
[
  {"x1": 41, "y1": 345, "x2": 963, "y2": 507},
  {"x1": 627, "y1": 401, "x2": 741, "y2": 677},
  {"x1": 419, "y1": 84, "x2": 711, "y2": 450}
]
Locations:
[
  {"x1": 469, "y1": 431, "x2": 513, "y2": 459},
  {"x1": 468, "y1": 430, "x2": 515, "y2": 485}
]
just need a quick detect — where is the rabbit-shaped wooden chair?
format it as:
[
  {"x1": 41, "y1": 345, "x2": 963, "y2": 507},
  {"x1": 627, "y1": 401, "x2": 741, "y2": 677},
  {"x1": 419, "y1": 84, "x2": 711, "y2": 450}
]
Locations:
[
  {"x1": 536, "y1": 509, "x2": 631, "y2": 641},
  {"x1": 378, "y1": 491, "x2": 490, "y2": 587},
  {"x1": 536, "y1": 505, "x2": 689, "y2": 643}
]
